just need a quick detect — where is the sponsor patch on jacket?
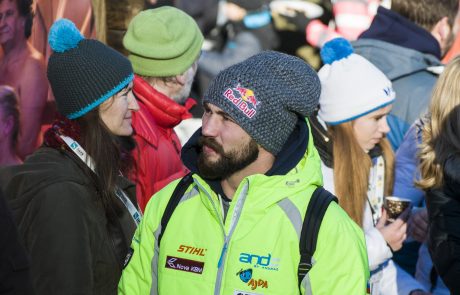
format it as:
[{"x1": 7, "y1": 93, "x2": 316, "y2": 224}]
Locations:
[
  {"x1": 237, "y1": 268, "x2": 253, "y2": 283},
  {"x1": 223, "y1": 84, "x2": 259, "y2": 118},
  {"x1": 165, "y1": 256, "x2": 204, "y2": 274},
  {"x1": 239, "y1": 252, "x2": 280, "y2": 271},
  {"x1": 123, "y1": 247, "x2": 134, "y2": 269},
  {"x1": 177, "y1": 244, "x2": 207, "y2": 256},
  {"x1": 236, "y1": 268, "x2": 269, "y2": 291},
  {"x1": 234, "y1": 290, "x2": 263, "y2": 295}
]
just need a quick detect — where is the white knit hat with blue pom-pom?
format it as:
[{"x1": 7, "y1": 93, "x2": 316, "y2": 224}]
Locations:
[
  {"x1": 47, "y1": 19, "x2": 133, "y2": 119},
  {"x1": 318, "y1": 38, "x2": 395, "y2": 125}
]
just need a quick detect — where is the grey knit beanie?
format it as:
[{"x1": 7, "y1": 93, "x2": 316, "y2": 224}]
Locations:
[
  {"x1": 47, "y1": 19, "x2": 133, "y2": 119},
  {"x1": 203, "y1": 51, "x2": 320, "y2": 155}
]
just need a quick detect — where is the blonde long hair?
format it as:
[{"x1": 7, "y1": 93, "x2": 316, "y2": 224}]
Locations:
[
  {"x1": 418, "y1": 56, "x2": 460, "y2": 190},
  {"x1": 329, "y1": 122, "x2": 394, "y2": 226}
]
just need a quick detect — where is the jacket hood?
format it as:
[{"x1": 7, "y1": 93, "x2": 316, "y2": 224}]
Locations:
[
  {"x1": 359, "y1": 6, "x2": 441, "y2": 59},
  {"x1": 353, "y1": 38, "x2": 441, "y2": 83},
  {"x1": 181, "y1": 118, "x2": 323, "y2": 205}
]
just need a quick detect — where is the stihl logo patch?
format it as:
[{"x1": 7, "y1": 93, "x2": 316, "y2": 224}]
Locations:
[
  {"x1": 165, "y1": 256, "x2": 204, "y2": 274},
  {"x1": 177, "y1": 244, "x2": 207, "y2": 256}
]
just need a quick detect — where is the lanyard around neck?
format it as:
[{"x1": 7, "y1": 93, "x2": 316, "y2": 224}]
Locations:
[{"x1": 60, "y1": 134, "x2": 142, "y2": 225}]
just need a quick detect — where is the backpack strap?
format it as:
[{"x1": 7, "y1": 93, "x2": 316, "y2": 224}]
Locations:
[
  {"x1": 157, "y1": 173, "x2": 194, "y2": 246},
  {"x1": 298, "y1": 186, "x2": 338, "y2": 287}
]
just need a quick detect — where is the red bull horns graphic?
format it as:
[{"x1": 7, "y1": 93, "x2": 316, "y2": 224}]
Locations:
[{"x1": 223, "y1": 84, "x2": 260, "y2": 118}]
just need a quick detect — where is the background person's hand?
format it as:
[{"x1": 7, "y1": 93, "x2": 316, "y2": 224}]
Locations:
[
  {"x1": 407, "y1": 207, "x2": 429, "y2": 243},
  {"x1": 376, "y1": 209, "x2": 407, "y2": 251}
]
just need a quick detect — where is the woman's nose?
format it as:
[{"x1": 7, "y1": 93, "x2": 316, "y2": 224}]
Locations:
[
  {"x1": 128, "y1": 91, "x2": 139, "y2": 111},
  {"x1": 379, "y1": 116, "x2": 390, "y2": 134}
]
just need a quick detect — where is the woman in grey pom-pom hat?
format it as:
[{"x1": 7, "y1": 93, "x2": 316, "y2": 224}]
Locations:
[{"x1": 0, "y1": 19, "x2": 141, "y2": 294}]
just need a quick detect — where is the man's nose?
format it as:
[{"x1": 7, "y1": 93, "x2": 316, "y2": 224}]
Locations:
[{"x1": 201, "y1": 116, "x2": 220, "y2": 138}]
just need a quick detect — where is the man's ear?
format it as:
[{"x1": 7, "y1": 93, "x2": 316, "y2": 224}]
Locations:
[
  {"x1": 175, "y1": 72, "x2": 187, "y2": 86},
  {"x1": 431, "y1": 16, "x2": 452, "y2": 55}
]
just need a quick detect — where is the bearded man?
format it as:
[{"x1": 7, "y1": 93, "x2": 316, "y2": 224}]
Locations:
[{"x1": 119, "y1": 51, "x2": 370, "y2": 295}]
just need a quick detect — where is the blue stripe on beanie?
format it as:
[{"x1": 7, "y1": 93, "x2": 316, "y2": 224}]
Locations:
[{"x1": 67, "y1": 73, "x2": 134, "y2": 119}]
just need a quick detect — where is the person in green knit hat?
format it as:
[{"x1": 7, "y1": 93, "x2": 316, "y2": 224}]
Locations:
[{"x1": 123, "y1": 6, "x2": 204, "y2": 212}]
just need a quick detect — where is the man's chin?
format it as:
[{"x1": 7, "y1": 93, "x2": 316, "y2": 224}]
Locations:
[{"x1": 201, "y1": 150, "x2": 222, "y2": 162}]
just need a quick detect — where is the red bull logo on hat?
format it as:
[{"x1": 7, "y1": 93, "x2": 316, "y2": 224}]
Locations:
[{"x1": 223, "y1": 84, "x2": 260, "y2": 118}]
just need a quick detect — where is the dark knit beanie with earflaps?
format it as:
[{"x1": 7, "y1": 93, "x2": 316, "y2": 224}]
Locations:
[
  {"x1": 47, "y1": 19, "x2": 134, "y2": 119},
  {"x1": 203, "y1": 51, "x2": 321, "y2": 155}
]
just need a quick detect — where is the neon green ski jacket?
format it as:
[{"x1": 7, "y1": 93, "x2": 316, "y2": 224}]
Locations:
[{"x1": 119, "y1": 123, "x2": 369, "y2": 295}]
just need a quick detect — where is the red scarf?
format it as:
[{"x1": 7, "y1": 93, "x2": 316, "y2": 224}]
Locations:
[{"x1": 133, "y1": 75, "x2": 196, "y2": 129}]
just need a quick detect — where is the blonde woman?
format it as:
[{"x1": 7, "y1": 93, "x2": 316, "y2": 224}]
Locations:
[
  {"x1": 417, "y1": 56, "x2": 460, "y2": 294},
  {"x1": 312, "y1": 38, "x2": 429, "y2": 295}
]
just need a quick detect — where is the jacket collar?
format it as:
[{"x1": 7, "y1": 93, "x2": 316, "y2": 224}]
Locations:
[
  {"x1": 181, "y1": 118, "x2": 318, "y2": 201},
  {"x1": 360, "y1": 6, "x2": 441, "y2": 59},
  {"x1": 133, "y1": 75, "x2": 195, "y2": 129}
]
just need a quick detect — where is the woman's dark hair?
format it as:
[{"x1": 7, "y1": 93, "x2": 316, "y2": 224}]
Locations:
[{"x1": 76, "y1": 107, "x2": 136, "y2": 213}]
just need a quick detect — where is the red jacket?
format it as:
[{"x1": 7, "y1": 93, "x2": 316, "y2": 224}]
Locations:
[{"x1": 131, "y1": 76, "x2": 195, "y2": 212}]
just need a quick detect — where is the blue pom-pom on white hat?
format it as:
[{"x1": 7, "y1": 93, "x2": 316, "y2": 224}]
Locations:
[
  {"x1": 48, "y1": 18, "x2": 84, "y2": 53},
  {"x1": 318, "y1": 37, "x2": 395, "y2": 125},
  {"x1": 320, "y1": 37, "x2": 354, "y2": 65}
]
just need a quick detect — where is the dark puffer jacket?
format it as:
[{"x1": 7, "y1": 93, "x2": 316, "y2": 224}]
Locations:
[
  {"x1": 0, "y1": 147, "x2": 137, "y2": 295},
  {"x1": 0, "y1": 189, "x2": 34, "y2": 294},
  {"x1": 426, "y1": 154, "x2": 460, "y2": 294}
]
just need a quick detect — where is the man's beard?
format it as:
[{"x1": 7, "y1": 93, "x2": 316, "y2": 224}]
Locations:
[
  {"x1": 197, "y1": 136, "x2": 259, "y2": 180},
  {"x1": 170, "y1": 69, "x2": 195, "y2": 105}
]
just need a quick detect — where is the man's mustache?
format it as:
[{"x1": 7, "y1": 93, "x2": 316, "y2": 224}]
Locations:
[{"x1": 198, "y1": 136, "x2": 230, "y2": 159}]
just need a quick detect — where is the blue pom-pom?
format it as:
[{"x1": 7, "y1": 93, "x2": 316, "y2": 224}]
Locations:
[
  {"x1": 48, "y1": 19, "x2": 84, "y2": 53},
  {"x1": 320, "y1": 38, "x2": 354, "y2": 65}
]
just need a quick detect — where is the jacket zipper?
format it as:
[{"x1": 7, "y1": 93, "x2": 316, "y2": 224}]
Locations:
[{"x1": 195, "y1": 180, "x2": 249, "y2": 295}]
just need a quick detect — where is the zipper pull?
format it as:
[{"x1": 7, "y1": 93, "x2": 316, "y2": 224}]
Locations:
[{"x1": 217, "y1": 242, "x2": 228, "y2": 268}]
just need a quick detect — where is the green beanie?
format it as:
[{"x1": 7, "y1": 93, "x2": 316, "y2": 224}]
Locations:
[{"x1": 123, "y1": 7, "x2": 204, "y2": 77}]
